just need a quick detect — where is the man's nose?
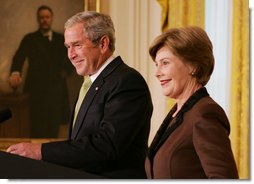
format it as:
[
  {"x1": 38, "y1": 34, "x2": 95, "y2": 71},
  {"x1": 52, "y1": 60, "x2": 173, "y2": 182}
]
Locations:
[{"x1": 68, "y1": 48, "x2": 77, "y2": 60}]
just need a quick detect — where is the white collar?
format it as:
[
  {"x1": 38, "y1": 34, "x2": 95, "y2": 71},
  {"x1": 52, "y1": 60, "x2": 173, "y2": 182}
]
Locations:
[
  {"x1": 90, "y1": 54, "x2": 116, "y2": 83},
  {"x1": 42, "y1": 30, "x2": 53, "y2": 41}
]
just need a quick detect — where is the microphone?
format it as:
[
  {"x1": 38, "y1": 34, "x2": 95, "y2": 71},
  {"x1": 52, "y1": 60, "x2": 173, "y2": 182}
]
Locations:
[{"x1": 0, "y1": 108, "x2": 12, "y2": 124}]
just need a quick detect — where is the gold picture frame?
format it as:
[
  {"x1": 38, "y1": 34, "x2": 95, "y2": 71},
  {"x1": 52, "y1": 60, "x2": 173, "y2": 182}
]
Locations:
[{"x1": 84, "y1": 0, "x2": 101, "y2": 12}]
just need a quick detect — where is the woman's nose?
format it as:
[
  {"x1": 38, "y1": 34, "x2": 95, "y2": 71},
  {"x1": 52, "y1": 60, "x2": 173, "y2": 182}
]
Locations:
[{"x1": 155, "y1": 65, "x2": 162, "y2": 79}]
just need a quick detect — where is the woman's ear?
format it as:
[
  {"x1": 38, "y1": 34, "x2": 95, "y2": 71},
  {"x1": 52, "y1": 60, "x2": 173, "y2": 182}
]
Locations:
[{"x1": 187, "y1": 64, "x2": 197, "y2": 76}]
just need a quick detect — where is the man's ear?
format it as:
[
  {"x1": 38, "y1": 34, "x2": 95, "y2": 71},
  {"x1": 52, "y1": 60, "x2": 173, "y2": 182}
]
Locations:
[{"x1": 100, "y1": 35, "x2": 110, "y2": 53}]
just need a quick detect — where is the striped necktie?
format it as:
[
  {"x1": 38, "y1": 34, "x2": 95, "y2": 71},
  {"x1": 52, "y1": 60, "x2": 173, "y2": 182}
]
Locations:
[{"x1": 72, "y1": 76, "x2": 92, "y2": 127}]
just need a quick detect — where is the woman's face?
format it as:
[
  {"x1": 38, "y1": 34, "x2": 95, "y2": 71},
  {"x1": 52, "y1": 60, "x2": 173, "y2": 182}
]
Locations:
[{"x1": 154, "y1": 46, "x2": 195, "y2": 99}]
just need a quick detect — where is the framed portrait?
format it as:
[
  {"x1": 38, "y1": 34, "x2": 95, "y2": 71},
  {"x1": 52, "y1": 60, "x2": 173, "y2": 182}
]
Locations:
[{"x1": 0, "y1": 0, "x2": 88, "y2": 138}]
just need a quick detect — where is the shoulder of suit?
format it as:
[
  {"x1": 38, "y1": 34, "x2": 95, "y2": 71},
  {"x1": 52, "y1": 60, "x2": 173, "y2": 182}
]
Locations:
[
  {"x1": 52, "y1": 31, "x2": 64, "y2": 37},
  {"x1": 98, "y1": 56, "x2": 146, "y2": 85},
  {"x1": 190, "y1": 96, "x2": 227, "y2": 118},
  {"x1": 25, "y1": 30, "x2": 63, "y2": 37},
  {"x1": 23, "y1": 31, "x2": 38, "y2": 38},
  {"x1": 108, "y1": 57, "x2": 144, "y2": 79},
  {"x1": 21, "y1": 31, "x2": 40, "y2": 42}
]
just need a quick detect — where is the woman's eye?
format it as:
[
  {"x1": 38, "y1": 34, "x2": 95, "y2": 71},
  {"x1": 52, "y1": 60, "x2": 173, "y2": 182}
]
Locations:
[{"x1": 162, "y1": 61, "x2": 169, "y2": 65}]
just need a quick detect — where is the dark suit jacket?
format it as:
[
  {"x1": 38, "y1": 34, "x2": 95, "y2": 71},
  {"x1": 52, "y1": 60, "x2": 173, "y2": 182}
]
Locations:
[
  {"x1": 11, "y1": 30, "x2": 72, "y2": 94},
  {"x1": 11, "y1": 30, "x2": 73, "y2": 137},
  {"x1": 145, "y1": 87, "x2": 238, "y2": 179},
  {"x1": 42, "y1": 56, "x2": 153, "y2": 178}
]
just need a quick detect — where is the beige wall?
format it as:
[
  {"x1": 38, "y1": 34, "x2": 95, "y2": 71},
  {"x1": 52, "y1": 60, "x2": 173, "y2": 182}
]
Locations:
[{"x1": 102, "y1": 0, "x2": 166, "y2": 144}]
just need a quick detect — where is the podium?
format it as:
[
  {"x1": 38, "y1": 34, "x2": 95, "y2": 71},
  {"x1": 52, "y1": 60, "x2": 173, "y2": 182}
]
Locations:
[
  {"x1": 0, "y1": 151, "x2": 104, "y2": 179},
  {"x1": 0, "y1": 94, "x2": 30, "y2": 137}
]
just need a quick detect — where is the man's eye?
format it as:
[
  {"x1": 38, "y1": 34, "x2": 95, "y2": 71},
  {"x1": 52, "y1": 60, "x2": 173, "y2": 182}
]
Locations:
[{"x1": 74, "y1": 44, "x2": 82, "y2": 47}]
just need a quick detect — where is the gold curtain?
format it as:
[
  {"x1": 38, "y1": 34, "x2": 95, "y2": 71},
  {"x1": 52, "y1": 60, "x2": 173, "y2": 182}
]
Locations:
[
  {"x1": 157, "y1": 0, "x2": 204, "y2": 111},
  {"x1": 230, "y1": 0, "x2": 249, "y2": 179},
  {"x1": 157, "y1": 0, "x2": 250, "y2": 178},
  {"x1": 157, "y1": 0, "x2": 204, "y2": 32}
]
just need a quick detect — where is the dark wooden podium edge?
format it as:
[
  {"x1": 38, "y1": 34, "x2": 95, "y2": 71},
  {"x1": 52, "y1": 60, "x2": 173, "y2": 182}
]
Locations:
[{"x1": 0, "y1": 151, "x2": 105, "y2": 179}]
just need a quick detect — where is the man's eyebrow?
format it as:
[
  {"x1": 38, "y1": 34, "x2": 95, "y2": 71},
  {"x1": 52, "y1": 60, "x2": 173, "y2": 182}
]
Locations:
[{"x1": 64, "y1": 41, "x2": 79, "y2": 47}]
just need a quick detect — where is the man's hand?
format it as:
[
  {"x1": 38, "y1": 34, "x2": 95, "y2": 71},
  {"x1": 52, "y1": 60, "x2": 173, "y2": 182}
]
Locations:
[
  {"x1": 6, "y1": 142, "x2": 42, "y2": 160},
  {"x1": 9, "y1": 72, "x2": 22, "y2": 90}
]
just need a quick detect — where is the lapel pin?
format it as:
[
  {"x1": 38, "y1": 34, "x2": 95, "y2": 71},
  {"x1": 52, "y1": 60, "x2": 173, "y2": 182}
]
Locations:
[{"x1": 95, "y1": 87, "x2": 99, "y2": 91}]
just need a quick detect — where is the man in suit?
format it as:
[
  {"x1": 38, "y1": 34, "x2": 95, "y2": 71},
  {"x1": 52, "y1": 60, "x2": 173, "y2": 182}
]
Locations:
[
  {"x1": 7, "y1": 11, "x2": 153, "y2": 179},
  {"x1": 9, "y1": 5, "x2": 73, "y2": 138}
]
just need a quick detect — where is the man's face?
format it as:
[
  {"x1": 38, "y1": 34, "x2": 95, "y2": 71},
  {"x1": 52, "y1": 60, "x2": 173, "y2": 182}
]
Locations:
[
  {"x1": 37, "y1": 9, "x2": 53, "y2": 31},
  {"x1": 64, "y1": 23, "x2": 103, "y2": 76}
]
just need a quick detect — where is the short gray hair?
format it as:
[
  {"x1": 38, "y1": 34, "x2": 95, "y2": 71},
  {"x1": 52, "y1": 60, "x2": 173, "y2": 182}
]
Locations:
[{"x1": 65, "y1": 11, "x2": 115, "y2": 52}]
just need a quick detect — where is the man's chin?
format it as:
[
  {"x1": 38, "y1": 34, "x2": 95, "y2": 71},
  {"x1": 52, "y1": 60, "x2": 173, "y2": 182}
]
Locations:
[
  {"x1": 76, "y1": 69, "x2": 85, "y2": 76},
  {"x1": 40, "y1": 27, "x2": 51, "y2": 32}
]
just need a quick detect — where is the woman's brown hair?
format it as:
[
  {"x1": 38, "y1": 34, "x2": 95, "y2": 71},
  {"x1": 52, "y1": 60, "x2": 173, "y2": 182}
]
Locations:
[{"x1": 149, "y1": 26, "x2": 214, "y2": 86}]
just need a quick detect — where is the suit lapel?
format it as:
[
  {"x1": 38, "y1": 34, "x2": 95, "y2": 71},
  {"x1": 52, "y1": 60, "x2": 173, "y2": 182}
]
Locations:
[
  {"x1": 71, "y1": 79, "x2": 103, "y2": 139},
  {"x1": 70, "y1": 56, "x2": 123, "y2": 139},
  {"x1": 148, "y1": 87, "x2": 209, "y2": 161}
]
